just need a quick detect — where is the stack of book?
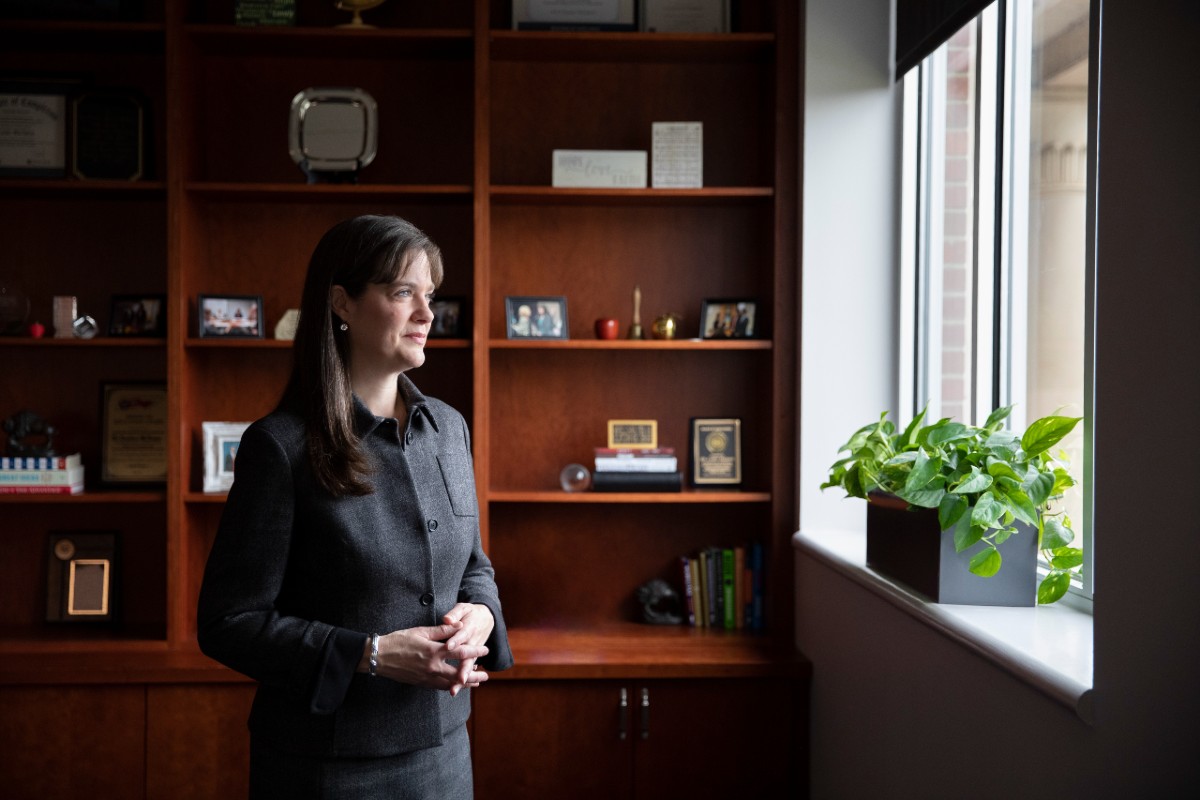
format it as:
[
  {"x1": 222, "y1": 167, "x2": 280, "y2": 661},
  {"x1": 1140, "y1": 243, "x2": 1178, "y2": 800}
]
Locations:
[
  {"x1": 591, "y1": 447, "x2": 682, "y2": 492},
  {"x1": 0, "y1": 452, "x2": 84, "y2": 495},
  {"x1": 678, "y1": 542, "x2": 766, "y2": 631}
]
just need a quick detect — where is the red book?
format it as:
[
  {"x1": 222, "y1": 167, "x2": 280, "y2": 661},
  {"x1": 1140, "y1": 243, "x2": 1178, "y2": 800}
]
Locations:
[{"x1": 0, "y1": 484, "x2": 83, "y2": 495}]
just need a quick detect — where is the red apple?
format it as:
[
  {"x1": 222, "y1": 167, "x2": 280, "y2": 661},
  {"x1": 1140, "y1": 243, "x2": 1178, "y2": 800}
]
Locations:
[{"x1": 28, "y1": 321, "x2": 45, "y2": 338}]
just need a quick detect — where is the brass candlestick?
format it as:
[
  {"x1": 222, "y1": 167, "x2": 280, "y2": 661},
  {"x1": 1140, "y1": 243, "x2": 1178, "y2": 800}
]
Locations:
[
  {"x1": 335, "y1": 0, "x2": 384, "y2": 28},
  {"x1": 628, "y1": 285, "x2": 644, "y2": 339}
]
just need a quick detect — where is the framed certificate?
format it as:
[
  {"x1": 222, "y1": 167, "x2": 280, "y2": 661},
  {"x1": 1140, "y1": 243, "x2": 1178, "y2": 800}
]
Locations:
[
  {"x1": 0, "y1": 91, "x2": 68, "y2": 178},
  {"x1": 100, "y1": 382, "x2": 168, "y2": 485},
  {"x1": 689, "y1": 417, "x2": 742, "y2": 486}
]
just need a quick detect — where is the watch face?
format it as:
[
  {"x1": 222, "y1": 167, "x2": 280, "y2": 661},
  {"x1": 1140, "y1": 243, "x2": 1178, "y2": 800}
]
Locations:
[{"x1": 289, "y1": 87, "x2": 378, "y2": 173}]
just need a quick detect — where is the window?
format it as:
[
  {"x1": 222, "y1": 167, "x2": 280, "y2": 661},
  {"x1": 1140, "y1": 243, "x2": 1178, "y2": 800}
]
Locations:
[{"x1": 900, "y1": 0, "x2": 1093, "y2": 598}]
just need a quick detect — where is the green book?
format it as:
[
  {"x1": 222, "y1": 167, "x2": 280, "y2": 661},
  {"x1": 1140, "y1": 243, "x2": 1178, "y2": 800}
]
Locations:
[{"x1": 722, "y1": 548, "x2": 736, "y2": 630}]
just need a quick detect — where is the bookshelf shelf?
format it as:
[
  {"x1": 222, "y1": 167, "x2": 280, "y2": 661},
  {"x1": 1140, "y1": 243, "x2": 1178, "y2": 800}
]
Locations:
[
  {"x1": 0, "y1": 338, "x2": 165, "y2": 348},
  {"x1": 489, "y1": 185, "x2": 773, "y2": 206},
  {"x1": 185, "y1": 182, "x2": 473, "y2": 201},
  {"x1": 0, "y1": 491, "x2": 165, "y2": 504},
  {"x1": 488, "y1": 490, "x2": 769, "y2": 504},
  {"x1": 488, "y1": 338, "x2": 770, "y2": 350}
]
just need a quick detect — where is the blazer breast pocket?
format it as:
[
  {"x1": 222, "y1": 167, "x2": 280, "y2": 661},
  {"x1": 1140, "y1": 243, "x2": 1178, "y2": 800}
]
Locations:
[{"x1": 436, "y1": 454, "x2": 479, "y2": 517}]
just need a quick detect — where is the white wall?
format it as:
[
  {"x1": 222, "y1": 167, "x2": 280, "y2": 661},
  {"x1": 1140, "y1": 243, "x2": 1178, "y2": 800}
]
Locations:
[
  {"x1": 800, "y1": 0, "x2": 899, "y2": 536},
  {"x1": 796, "y1": 0, "x2": 1200, "y2": 795}
]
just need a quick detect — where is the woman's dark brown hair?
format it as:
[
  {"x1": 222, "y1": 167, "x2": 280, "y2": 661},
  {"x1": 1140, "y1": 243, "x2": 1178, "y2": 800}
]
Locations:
[{"x1": 281, "y1": 215, "x2": 444, "y2": 496}]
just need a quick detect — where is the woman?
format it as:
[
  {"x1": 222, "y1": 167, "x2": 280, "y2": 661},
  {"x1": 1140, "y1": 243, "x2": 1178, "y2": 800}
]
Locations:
[{"x1": 198, "y1": 215, "x2": 513, "y2": 798}]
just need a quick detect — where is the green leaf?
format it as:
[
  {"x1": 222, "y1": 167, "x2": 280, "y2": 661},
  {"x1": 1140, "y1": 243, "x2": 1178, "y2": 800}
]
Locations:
[
  {"x1": 991, "y1": 527, "x2": 1015, "y2": 546},
  {"x1": 905, "y1": 450, "x2": 942, "y2": 493},
  {"x1": 903, "y1": 485, "x2": 946, "y2": 508},
  {"x1": 1021, "y1": 415, "x2": 1082, "y2": 456},
  {"x1": 997, "y1": 487, "x2": 1039, "y2": 527},
  {"x1": 983, "y1": 405, "x2": 1014, "y2": 430},
  {"x1": 1038, "y1": 572, "x2": 1072, "y2": 604},
  {"x1": 952, "y1": 466, "x2": 993, "y2": 495},
  {"x1": 1023, "y1": 471, "x2": 1055, "y2": 507},
  {"x1": 842, "y1": 464, "x2": 864, "y2": 498},
  {"x1": 1051, "y1": 467, "x2": 1077, "y2": 495},
  {"x1": 939, "y1": 493, "x2": 968, "y2": 531},
  {"x1": 1041, "y1": 517, "x2": 1074, "y2": 550},
  {"x1": 899, "y1": 407, "x2": 927, "y2": 449},
  {"x1": 970, "y1": 491, "x2": 1004, "y2": 529},
  {"x1": 985, "y1": 458, "x2": 1022, "y2": 481},
  {"x1": 969, "y1": 547, "x2": 1003, "y2": 577},
  {"x1": 954, "y1": 521, "x2": 985, "y2": 553},
  {"x1": 1051, "y1": 549, "x2": 1084, "y2": 570},
  {"x1": 926, "y1": 422, "x2": 970, "y2": 446}
]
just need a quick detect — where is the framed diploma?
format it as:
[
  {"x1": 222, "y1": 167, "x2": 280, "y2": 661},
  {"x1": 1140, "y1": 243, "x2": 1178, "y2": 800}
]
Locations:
[
  {"x1": 689, "y1": 417, "x2": 742, "y2": 487},
  {"x1": 100, "y1": 382, "x2": 168, "y2": 485},
  {"x1": 46, "y1": 531, "x2": 119, "y2": 624},
  {"x1": 0, "y1": 91, "x2": 68, "y2": 177}
]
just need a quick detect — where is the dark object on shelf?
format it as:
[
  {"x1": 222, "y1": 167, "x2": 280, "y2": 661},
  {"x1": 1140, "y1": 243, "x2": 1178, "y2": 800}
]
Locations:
[
  {"x1": 866, "y1": 492, "x2": 1038, "y2": 607},
  {"x1": 0, "y1": 0, "x2": 143, "y2": 21},
  {"x1": 46, "y1": 531, "x2": 119, "y2": 623},
  {"x1": 636, "y1": 578, "x2": 684, "y2": 625},
  {"x1": 3, "y1": 410, "x2": 57, "y2": 457},
  {"x1": 71, "y1": 91, "x2": 147, "y2": 181},
  {"x1": 109, "y1": 294, "x2": 165, "y2": 337},
  {"x1": 591, "y1": 471, "x2": 682, "y2": 492}
]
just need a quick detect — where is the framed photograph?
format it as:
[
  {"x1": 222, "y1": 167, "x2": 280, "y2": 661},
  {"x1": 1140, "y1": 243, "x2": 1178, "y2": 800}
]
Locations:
[
  {"x1": 109, "y1": 294, "x2": 165, "y2": 337},
  {"x1": 700, "y1": 298, "x2": 758, "y2": 339},
  {"x1": 430, "y1": 296, "x2": 468, "y2": 338},
  {"x1": 505, "y1": 296, "x2": 568, "y2": 340},
  {"x1": 46, "y1": 531, "x2": 119, "y2": 624},
  {"x1": 202, "y1": 421, "x2": 251, "y2": 493},
  {"x1": 607, "y1": 419, "x2": 659, "y2": 450},
  {"x1": 198, "y1": 294, "x2": 264, "y2": 338},
  {"x1": 100, "y1": 382, "x2": 167, "y2": 485},
  {"x1": 689, "y1": 417, "x2": 742, "y2": 487}
]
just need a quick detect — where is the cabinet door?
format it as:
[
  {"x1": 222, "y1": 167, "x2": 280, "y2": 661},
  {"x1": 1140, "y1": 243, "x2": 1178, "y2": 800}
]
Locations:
[
  {"x1": 473, "y1": 681, "x2": 632, "y2": 799},
  {"x1": 634, "y1": 679, "x2": 804, "y2": 798},
  {"x1": 0, "y1": 686, "x2": 147, "y2": 800},
  {"x1": 146, "y1": 684, "x2": 256, "y2": 800}
]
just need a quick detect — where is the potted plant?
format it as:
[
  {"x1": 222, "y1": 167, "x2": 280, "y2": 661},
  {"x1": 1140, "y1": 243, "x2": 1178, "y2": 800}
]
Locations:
[{"x1": 821, "y1": 405, "x2": 1083, "y2": 605}]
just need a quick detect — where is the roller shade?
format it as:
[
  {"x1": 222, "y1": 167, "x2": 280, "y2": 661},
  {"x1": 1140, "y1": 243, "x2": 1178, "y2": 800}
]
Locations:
[{"x1": 896, "y1": 0, "x2": 997, "y2": 77}]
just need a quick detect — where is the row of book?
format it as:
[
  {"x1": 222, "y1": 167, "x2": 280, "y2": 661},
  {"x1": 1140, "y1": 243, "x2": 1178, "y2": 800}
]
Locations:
[
  {"x1": 679, "y1": 542, "x2": 766, "y2": 630},
  {"x1": 592, "y1": 447, "x2": 682, "y2": 492},
  {"x1": 0, "y1": 452, "x2": 84, "y2": 495}
]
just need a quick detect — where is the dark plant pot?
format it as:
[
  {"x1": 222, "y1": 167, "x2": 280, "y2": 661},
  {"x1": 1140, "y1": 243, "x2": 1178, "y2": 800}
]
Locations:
[{"x1": 866, "y1": 492, "x2": 1037, "y2": 607}]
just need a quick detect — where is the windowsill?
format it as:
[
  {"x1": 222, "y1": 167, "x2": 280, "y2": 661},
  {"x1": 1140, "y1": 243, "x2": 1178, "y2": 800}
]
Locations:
[{"x1": 793, "y1": 528, "x2": 1095, "y2": 724}]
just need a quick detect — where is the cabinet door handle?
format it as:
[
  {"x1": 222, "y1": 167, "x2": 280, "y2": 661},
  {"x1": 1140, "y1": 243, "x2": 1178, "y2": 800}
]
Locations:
[
  {"x1": 640, "y1": 687, "x2": 650, "y2": 740},
  {"x1": 618, "y1": 687, "x2": 628, "y2": 740}
]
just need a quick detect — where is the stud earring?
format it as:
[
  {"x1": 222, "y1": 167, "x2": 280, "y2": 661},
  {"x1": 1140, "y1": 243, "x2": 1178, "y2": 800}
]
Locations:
[{"x1": 339, "y1": 321, "x2": 348, "y2": 331}]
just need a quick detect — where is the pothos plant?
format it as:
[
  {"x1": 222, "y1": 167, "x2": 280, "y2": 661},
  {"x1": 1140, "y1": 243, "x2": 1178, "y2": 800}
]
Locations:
[{"x1": 821, "y1": 405, "x2": 1083, "y2": 604}]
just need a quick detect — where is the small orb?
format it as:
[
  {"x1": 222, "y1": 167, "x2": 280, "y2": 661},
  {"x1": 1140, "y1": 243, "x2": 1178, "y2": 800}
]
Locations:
[{"x1": 559, "y1": 463, "x2": 592, "y2": 492}]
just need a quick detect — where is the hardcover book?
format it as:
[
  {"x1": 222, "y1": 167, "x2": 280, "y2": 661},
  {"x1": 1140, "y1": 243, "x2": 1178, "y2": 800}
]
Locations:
[{"x1": 591, "y1": 471, "x2": 682, "y2": 492}]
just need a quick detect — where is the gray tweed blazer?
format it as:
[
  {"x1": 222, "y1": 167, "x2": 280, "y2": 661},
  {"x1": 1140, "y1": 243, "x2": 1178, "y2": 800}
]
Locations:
[{"x1": 197, "y1": 375, "x2": 513, "y2": 758}]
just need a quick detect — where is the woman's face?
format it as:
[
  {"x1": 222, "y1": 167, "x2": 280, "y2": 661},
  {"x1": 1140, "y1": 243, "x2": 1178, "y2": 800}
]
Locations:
[{"x1": 336, "y1": 250, "x2": 435, "y2": 375}]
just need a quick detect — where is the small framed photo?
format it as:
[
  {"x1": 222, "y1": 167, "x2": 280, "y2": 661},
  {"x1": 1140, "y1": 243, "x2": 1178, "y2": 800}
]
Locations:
[
  {"x1": 202, "y1": 421, "x2": 251, "y2": 493},
  {"x1": 607, "y1": 419, "x2": 659, "y2": 450},
  {"x1": 505, "y1": 296, "x2": 568, "y2": 340},
  {"x1": 430, "y1": 296, "x2": 468, "y2": 338},
  {"x1": 198, "y1": 294, "x2": 264, "y2": 339},
  {"x1": 46, "y1": 531, "x2": 119, "y2": 624},
  {"x1": 109, "y1": 294, "x2": 165, "y2": 337},
  {"x1": 700, "y1": 298, "x2": 758, "y2": 339}
]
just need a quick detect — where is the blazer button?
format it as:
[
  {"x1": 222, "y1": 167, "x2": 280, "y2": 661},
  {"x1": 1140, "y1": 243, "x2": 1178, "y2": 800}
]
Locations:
[
  {"x1": 405, "y1": 431, "x2": 414, "y2": 445},
  {"x1": 420, "y1": 592, "x2": 434, "y2": 606},
  {"x1": 427, "y1": 518, "x2": 438, "y2": 532}
]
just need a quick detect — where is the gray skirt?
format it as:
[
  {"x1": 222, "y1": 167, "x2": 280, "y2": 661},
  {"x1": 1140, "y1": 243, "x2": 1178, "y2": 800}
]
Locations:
[{"x1": 249, "y1": 723, "x2": 473, "y2": 800}]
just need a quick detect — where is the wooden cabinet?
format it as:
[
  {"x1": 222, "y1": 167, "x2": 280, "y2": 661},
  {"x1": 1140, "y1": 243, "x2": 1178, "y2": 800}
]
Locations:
[
  {"x1": 473, "y1": 678, "x2": 805, "y2": 799},
  {"x1": 1, "y1": 0, "x2": 804, "y2": 795}
]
